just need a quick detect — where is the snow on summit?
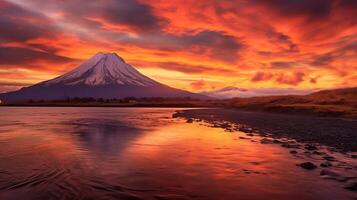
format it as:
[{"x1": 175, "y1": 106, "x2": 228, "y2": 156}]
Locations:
[{"x1": 47, "y1": 52, "x2": 159, "y2": 87}]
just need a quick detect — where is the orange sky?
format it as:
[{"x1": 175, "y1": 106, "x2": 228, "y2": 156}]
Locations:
[{"x1": 0, "y1": 0, "x2": 356, "y2": 94}]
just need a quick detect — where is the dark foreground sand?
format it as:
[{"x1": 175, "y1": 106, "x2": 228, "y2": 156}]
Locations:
[{"x1": 174, "y1": 108, "x2": 357, "y2": 152}]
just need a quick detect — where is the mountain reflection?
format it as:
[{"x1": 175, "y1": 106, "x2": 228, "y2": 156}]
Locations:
[{"x1": 68, "y1": 118, "x2": 144, "y2": 156}]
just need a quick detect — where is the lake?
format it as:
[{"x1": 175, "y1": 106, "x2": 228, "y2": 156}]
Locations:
[{"x1": 0, "y1": 107, "x2": 355, "y2": 200}]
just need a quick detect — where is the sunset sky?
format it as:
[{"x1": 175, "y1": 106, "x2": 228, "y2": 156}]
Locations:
[{"x1": 0, "y1": 0, "x2": 356, "y2": 94}]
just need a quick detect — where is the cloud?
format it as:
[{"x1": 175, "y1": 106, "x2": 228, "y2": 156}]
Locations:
[
  {"x1": 311, "y1": 53, "x2": 335, "y2": 66},
  {"x1": 311, "y1": 42, "x2": 357, "y2": 67},
  {"x1": 266, "y1": 31, "x2": 299, "y2": 53},
  {"x1": 255, "y1": 0, "x2": 333, "y2": 20},
  {"x1": 181, "y1": 31, "x2": 240, "y2": 50},
  {"x1": 251, "y1": 72, "x2": 274, "y2": 82},
  {"x1": 100, "y1": 0, "x2": 167, "y2": 32},
  {"x1": 0, "y1": 1, "x2": 57, "y2": 43},
  {"x1": 275, "y1": 71, "x2": 305, "y2": 85},
  {"x1": 123, "y1": 30, "x2": 244, "y2": 63},
  {"x1": 309, "y1": 76, "x2": 319, "y2": 84},
  {"x1": 178, "y1": 31, "x2": 244, "y2": 62},
  {"x1": 270, "y1": 61, "x2": 298, "y2": 68},
  {"x1": 9, "y1": 0, "x2": 166, "y2": 33},
  {"x1": 251, "y1": 71, "x2": 305, "y2": 85},
  {"x1": 0, "y1": 47, "x2": 76, "y2": 67},
  {"x1": 190, "y1": 80, "x2": 206, "y2": 90},
  {"x1": 132, "y1": 60, "x2": 238, "y2": 75},
  {"x1": 0, "y1": 81, "x2": 28, "y2": 93}
]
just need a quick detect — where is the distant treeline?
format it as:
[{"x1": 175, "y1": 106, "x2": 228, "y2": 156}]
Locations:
[{"x1": 25, "y1": 97, "x2": 206, "y2": 103}]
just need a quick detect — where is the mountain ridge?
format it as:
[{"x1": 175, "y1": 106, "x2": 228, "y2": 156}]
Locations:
[{"x1": 0, "y1": 52, "x2": 207, "y2": 102}]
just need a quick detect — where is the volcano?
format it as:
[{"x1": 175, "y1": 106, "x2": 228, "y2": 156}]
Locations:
[{"x1": 0, "y1": 52, "x2": 207, "y2": 101}]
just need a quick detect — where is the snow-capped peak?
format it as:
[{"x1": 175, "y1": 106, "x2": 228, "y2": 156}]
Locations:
[
  {"x1": 199, "y1": 86, "x2": 250, "y2": 99},
  {"x1": 46, "y1": 52, "x2": 160, "y2": 87},
  {"x1": 210, "y1": 86, "x2": 248, "y2": 93}
]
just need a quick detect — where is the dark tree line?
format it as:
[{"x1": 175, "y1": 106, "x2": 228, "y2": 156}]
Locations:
[{"x1": 26, "y1": 96, "x2": 203, "y2": 103}]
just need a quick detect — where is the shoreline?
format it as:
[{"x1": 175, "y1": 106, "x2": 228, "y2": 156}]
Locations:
[
  {"x1": 1, "y1": 103, "x2": 355, "y2": 119},
  {"x1": 0, "y1": 103, "x2": 208, "y2": 108},
  {"x1": 1, "y1": 101, "x2": 355, "y2": 119},
  {"x1": 173, "y1": 108, "x2": 357, "y2": 193},
  {"x1": 173, "y1": 108, "x2": 357, "y2": 152}
]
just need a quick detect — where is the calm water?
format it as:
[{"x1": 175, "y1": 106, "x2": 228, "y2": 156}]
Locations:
[{"x1": 0, "y1": 107, "x2": 355, "y2": 200}]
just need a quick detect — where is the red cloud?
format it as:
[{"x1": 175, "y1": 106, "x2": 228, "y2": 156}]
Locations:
[
  {"x1": 251, "y1": 72, "x2": 274, "y2": 82},
  {"x1": 309, "y1": 76, "x2": 320, "y2": 84},
  {"x1": 190, "y1": 80, "x2": 206, "y2": 90},
  {"x1": 275, "y1": 71, "x2": 305, "y2": 85},
  {"x1": 251, "y1": 71, "x2": 305, "y2": 85}
]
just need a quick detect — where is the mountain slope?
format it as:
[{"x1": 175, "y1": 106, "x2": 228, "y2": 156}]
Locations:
[
  {"x1": 46, "y1": 52, "x2": 159, "y2": 87},
  {"x1": 0, "y1": 52, "x2": 207, "y2": 102}
]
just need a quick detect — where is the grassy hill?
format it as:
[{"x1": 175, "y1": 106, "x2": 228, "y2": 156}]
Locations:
[{"x1": 220, "y1": 87, "x2": 357, "y2": 118}]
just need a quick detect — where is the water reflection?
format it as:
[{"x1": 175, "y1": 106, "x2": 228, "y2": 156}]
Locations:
[
  {"x1": 69, "y1": 118, "x2": 144, "y2": 156},
  {"x1": 0, "y1": 107, "x2": 355, "y2": 200}
]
